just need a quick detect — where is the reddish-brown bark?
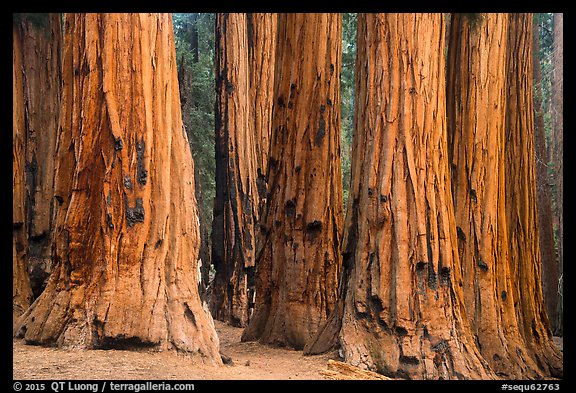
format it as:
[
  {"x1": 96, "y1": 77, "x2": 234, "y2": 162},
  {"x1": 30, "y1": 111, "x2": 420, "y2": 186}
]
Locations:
[
  {"x1": 14, "y1": 14, "x2": 221, "y2": 364},
  {"x1": 13, "y1": 21, "x2": 34, "y2": 323},
  {"x1": 307, "y1": 14, "x2": 493, "y2": 379},
  {"x1": 242, "y1": 13, "x2": 344, "y2": 350},
  {"x1": 503, "y1": 13, "x2": 562, "y2": 377}
]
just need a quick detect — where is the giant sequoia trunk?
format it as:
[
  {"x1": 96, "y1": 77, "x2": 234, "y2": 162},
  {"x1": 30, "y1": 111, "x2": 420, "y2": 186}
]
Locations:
[
  {"x1": 14, "y1": 14, "x2": 221, "y2": 364},
  {"x1": 307, "y1": 13, "x2": 492, "y2": 380},
  {"x1": 503, "y1": 13, "x2": 562, "y2": 377},
  {"x1": 532, "y1": 15, "x2": 559, "y2": 335},
  {"x1": 247, "y1": 12, "x2": 277, "y2": 202},
  {"x1": 446, "y1": 13, "x2": 559, "y2": 379},
  {"x1": 211, "y1": 13, "x2": 259, "y2": 327},
  {"x1": 16, "y1": 14, "x2": 63, "y2": 299},
  {"x1": 241, "y1": 13, "x2": 344, "y2": 349},
  {"x1": 13, "y1": 22, "x2": 33, "y2": 322}
]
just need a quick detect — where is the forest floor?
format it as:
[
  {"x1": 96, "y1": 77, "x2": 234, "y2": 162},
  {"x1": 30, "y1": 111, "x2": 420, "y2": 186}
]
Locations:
[
  {"x1": 13, "y1": 322, "x2": 564, "y2": 380},
  {"x1": 13, "y1": 320, "x2": 339, "y2": 380}
]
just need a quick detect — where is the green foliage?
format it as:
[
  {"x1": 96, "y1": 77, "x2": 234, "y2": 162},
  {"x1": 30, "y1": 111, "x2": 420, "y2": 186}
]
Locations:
[
  {"x1": 341, "y1": 13, "x2": 357, "y2": 210},
  {"x1": 534, "y1": 13, "x2": 554, "y2": 150},
  {"x1": 14, "y1": 13, "x2": 50, "y2": 29},
  {"x1": 173, "y1": 13, "x2": 216, "y2": 230}
]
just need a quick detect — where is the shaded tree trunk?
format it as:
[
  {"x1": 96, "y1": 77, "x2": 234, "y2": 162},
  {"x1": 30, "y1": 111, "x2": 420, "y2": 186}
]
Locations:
[
  {"x1": 307, "y1": 13, "x2": 492, "y2": 380},
  {"x1": 503, "y1": 13, "x2": 562, "y2": 377},
  {"x1": 13, "y1": 21, "x2": 33, "y2": 323},
  {"x1": 14, "y1": 14, "x2": 222, "y2": 364},
  {"x1": 211, "y1": 13, "x2": 259, "y2": 327},
  {"x1": 551, "y1": 12, "x2": 563, "y2": 337},
  {"x1": 247, "y1": 13, "x2": 277, "y2": 204},
  {"x1": 177, "y1": 41, "x2": 211, "y2": 299},
  {"x1": 532, "y1": 15, "x2": 559, "y2": 335},
  {"x1": 18, "y1": 14, "x2": 63, "y2": 299},
  {"x1": 447, "y1": 13, "x2": 557, "y2": 379},
  {"x1": 242, "y1": 13, "x2": 344, "y2": 350}
]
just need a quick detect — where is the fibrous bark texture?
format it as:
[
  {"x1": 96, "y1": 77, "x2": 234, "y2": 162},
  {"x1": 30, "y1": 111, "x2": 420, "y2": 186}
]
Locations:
[
  {"x1": 242, "y1": 13, "x2": 344, "y2": 350},
  {"x1": 307, "y1": 13, "x2": 493, "y2": 380},
  {"x1": 503, "y1": 13, "x2": 562, "y2": 378},
  {"x1": 247, "y1": 13, "x2": 277, "y2": 200},
  {"x1": 14, "y1": 13, "x2": 221, "y2": 364},
  {"x1": 447, "y1": 13, "x2": 558, "y2": 379},
  {"x1": 16, "y1": 14, "x2": 63, "y2": 299},
  {"x1": 211, "y1": 13, "x2": 259, "y2": 327},
  {"x1": 13, "y1": 22, "x2": 34, "y2": 322}
]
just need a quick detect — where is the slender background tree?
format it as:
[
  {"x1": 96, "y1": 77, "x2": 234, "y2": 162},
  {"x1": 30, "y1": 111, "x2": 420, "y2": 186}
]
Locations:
[{"x1": 211, "y1": 13, "x2": 259, "y2": 327}]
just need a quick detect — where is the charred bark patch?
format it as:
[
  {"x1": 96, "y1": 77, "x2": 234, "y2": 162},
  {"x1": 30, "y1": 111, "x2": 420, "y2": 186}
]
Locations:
[
  {"x1": 395, "y1": 326, "x2": 408, "y2": 337},
  {"x1": 136, "y1": 138, "x2": 147, "y2": 186},
  {"x1": 124, "y1": 175, "x2": 133, "y2": 190},
  {"x1": 315, "y1": 116, "x2": 326, "y2": 146},
  {"x1": 225, "y1": 80, "x2": 234, "y2": 94},
  {"x1": 399, "y1": 355, "x2": 420, "y2": 365},
  {"x1": 114, "y1": 136, "x2": 123, "y2": 151},
  {"x1": 431, "y1": 339, "x2": 449, "y2": 353},
  {"x1": 285, "y1": 198, "x2": 296, "y2": 218},
  {"x1": 256, "y1": 169, "x2": 267, "y2": 198},
  {"x1": 416, "y1": 261, "x2": 427, "y2": 276},
  {"x1": 440, "y1": 266, "x2": 451, "y2": 286},
  {"x1": 125, "y1": 198, "x2": 144, "y2": 226},
  {"x1": 305, "y1": 220, "x2": 323, "y2": 242},
  {"x1": 428, "y1": 262, "x2": 438, "y2": 290},
  {"x1": 470, "y1": 188, "x2": 478, "y2": 204}
]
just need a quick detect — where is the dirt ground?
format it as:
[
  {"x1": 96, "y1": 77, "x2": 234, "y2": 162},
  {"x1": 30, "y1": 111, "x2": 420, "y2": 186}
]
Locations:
[
  {"x1": 12, "y1": 321, "x2": 564, "y2": 380},
  {"x1": 13, "y1": 320, "x2": 338, "y2": 380}
]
